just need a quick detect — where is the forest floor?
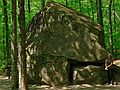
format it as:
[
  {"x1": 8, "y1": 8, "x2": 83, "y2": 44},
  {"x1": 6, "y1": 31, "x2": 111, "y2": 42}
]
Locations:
[{"x1": 1, "y1": 76, "x2": 120, "y2": 90}]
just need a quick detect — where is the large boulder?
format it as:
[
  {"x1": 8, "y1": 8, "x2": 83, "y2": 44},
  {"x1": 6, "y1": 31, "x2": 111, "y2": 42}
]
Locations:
[
  {"x1": 26, "y1": 2, "x2": 108, "y2": 86},
  {"x1": 27, "y1": 55, "x2": 70, "y2": 86},
  {"x1": 73, "y1": 65, "x2": 106, "y2": 84},
  {"x1": 113, "y1": 60, "x2": 120, "y2": 83},
  {"x1": 26, "y1": 2, "x2": 107, "y2": 62}
]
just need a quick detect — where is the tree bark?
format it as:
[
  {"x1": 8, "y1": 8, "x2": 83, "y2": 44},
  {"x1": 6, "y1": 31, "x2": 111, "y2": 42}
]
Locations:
[
  {"x1": 66, "y1": 0, "x2": 68, "y2": 7},
  {"x1": 28, "y1": 0, "x2": 30, "y2": 13},
  {"x1": 96, "y1": 0, "x2": 105, "y2": 48},
  {"x1": 112, "y1": 0, "x2": 116, "y2": 55},
  {"x1": 18, "y1": 0, "x2": 28, "y2": 89},
  {"x1": 90, "y1": 0, "x2": 94, "y2": 21},
  {"x1": 41, "y1": 0, "x2": 45, "y2": 8},
  {"x1": 86, "y1": 0, "x2": 90, "y2": 17},
  {"x1": 108, "y1": 0, "x2": 113, "y2": 55},
  {"x1": 96, "y1": 0, "x2": 103, "y2": 27},
  {"x1": 11, "y1": 0, "x2": 19, "y2": 89},
  {"x1": 2, "y1": 0, "x2": 10, "y2": 77},
  {"x1": 79, "y1": 0, "x2": 82, "y2": 12}
]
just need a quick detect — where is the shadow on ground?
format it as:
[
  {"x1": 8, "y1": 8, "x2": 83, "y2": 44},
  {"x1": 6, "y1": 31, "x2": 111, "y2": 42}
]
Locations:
[
  {"x1": 0, "y1": 76, "x2": 120, "y2": 90},
  {"x1": 29, "y1": 84, "x2": 120, "y2": 90}
]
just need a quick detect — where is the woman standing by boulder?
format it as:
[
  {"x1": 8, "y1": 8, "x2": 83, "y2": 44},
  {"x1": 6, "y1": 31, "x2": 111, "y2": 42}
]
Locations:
[{"x1": 105, "y1": 54, "x2": 114, "y2": 85}]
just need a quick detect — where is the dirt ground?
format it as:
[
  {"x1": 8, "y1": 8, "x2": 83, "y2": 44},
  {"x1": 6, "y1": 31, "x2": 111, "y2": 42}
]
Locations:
[
  {"x1": 29, "y1": 84, "x2": 120, "y2": 90},
  {"x1": 0, "y1": 76, "x2": 11, "y2": 90},
  {"x1": 1, "y1": 76, "x2": 120, "y2": 90}
]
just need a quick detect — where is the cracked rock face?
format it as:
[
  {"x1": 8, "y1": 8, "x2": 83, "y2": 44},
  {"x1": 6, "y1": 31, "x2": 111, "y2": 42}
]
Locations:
[
  {"x1": 73, "y1": 65, "x2": 106, "y2": 84},
  {"x1": 26, "y1": 2, "x2": 108, "y2": 86}
]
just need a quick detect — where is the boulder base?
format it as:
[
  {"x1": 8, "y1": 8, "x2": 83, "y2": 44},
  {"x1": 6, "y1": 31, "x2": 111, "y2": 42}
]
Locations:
[
  {"x1": 73, "y1": 65, "x2": 106, "y2": 84},
  {"x1": 28, "y1": 55, "x2": 70, "y2": 86}
]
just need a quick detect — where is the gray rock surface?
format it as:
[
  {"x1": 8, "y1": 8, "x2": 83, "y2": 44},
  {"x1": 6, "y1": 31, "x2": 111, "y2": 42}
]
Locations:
[
  {"x1": 27, "y1": 2, "x2": 108, "y2": 62},
  {"x1": 26, "y1": 2, "x2": 108, "y2": 86},
  {"x1": 73, "y1": 65, "x2": 106, "y2": 84}
]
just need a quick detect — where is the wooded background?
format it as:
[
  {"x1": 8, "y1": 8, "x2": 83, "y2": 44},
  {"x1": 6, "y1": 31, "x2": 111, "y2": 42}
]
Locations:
[{"x1": 0, "y1": 0, "x2": 120, "y2": 89}]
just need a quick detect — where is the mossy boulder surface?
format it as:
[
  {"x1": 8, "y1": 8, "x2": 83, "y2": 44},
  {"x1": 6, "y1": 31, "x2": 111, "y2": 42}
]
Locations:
[
  {"x1": 73, "y1": 65, "x2": 106, "y2": 84},
  {"x1": 27, "y1": 2, "x2": 107, "y2": 62},
  {"x1": 26, "y1": 2, "x2": 108, "y2": 86}
]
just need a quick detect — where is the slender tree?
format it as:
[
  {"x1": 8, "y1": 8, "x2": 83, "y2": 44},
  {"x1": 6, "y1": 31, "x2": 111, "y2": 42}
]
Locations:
[
  {"x1": 18, "y1": 0, "x2": 28, "y2": 89},
  {"x1": 2, "y1": 13, "x2": 6, "y2": 75},
  {"x1": 2, "y1": 0, "x2": 10, "y2": 76},
  {"x1": 79, "y1": 0, "x2": 82, "y2": 12},
  {"x1": 86, "y1": 0, "x2": 90, "y2": 17},
  {"x1": 113, "y1": 0, "x2": 116, "y2": 32},
  {"x1": 108, "y1": 0, "x2": 113, "y2": 55},
  {"x1": 65, "y1": 0, "x2": 68, "y2": 7},
  {"x1": 28, "y1": 0, "x2": 30, "y2": 13},
  {"x1": 41, "y1": 0, "x2": 45, "y2": 8},
  {"x1": 11, "y1": 0, "x2": 19, "y2": 89},
  {"x1": 113, "y1": 0, "x2": 116, "y2": 56},
  {"x1": 96, "y1": 0, "x2": 105, "y2": 48},
  {"x1": 90, "y1": 0, "x2": 94, "y2": 21},
  {"x1": 96, "y1": 0, "x2": 104, "y2": 27}
]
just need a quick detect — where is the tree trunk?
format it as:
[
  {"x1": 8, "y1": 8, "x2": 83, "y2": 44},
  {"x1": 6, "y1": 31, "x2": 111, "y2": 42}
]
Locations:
[
  {"x1": 113, "y1": 0, "x2": 116, "y2": 55},
  {"x1": 2, "y1": 0, "x2": 10, "y2": 77},
  {"x1": 79, "y1": 0, "x2": 82, "y2": 12},
  {"x1": 66, "y1": 0, "x2": 68, "y2": 7},
  {"x1": 11, "y1": 0, "x2": 19, "y2": 89},
  {"x1": 86, "y1": 0, "x2": 90, "y2": 17},
  {"x1": 96, "y1": 0, "x2": 105, "y2": 48},
  {"x1": 108, "y1": 0, "x2": 113, "y2": 55},
  {"x1": 28, "y1": 0, "x2": 30, "y2": 13},
  {"x1": 96, "y1": 0, "x2": 104, "y2": 27},
  {"x1": 90, "y1": 0, "x2": 94, "y2": 21},
  {"x1": 41, "y1": 0, "x2": 45, "y2": 8},
  {"x1": 18, "y1": 0, "x2": 28, "y2": 89},
  {"x1": 2, "y1": 16, "x2": 6, "y2": 74}
]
